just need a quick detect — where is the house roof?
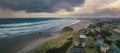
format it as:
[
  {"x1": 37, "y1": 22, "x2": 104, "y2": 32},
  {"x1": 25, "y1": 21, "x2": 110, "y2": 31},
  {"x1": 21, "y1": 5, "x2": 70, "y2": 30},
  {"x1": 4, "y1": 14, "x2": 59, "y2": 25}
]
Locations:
[
  {"x1": 79, "y1": 35, "x2": 88, "y2": 39},
  {"x1": 95, "y1": 41, "x2": 103, "y2": 46}
]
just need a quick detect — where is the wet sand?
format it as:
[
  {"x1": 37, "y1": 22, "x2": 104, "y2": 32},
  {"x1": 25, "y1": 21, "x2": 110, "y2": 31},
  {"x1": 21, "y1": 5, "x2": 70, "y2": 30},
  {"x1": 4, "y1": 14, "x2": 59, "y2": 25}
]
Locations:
[
  {"x1": 0, "y1": 20, "x2": 92, "y2": 53},
  {"x1": 0, "y1": 30, "x2": 54, "y2": 53}
]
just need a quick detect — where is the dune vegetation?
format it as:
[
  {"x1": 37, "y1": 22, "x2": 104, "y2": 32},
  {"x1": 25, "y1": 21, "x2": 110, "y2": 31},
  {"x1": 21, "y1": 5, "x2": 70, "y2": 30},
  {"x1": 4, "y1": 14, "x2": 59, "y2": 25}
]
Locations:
[{"x1": 31, "y1": 31, "x2": 78, "y2": 53}]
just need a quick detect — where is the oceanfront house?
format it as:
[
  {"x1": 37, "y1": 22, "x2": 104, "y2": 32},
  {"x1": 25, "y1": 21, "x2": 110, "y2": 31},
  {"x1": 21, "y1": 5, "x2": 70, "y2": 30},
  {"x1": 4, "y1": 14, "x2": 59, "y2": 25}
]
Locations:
[
  {"x1": 82, "y1": 42, "x2": 87, "y2": 47},
  {"x1": 74, "y1": 41, "x2": 79, "y2": 47},
  {"x1": 91, "y1": 29, "x2": 95, "y2": 32},
  {"x1": 79, "y1": 35, "x2": 88, "y2": 39},
  {"x1": 100, "y1": 44, "x2": 110, "y2": 53},
  {"x1": 94, "y1": 35, "x2": 102, "y2": 41},
  {"x1": 95, "y1": 27, "x2": 101, "y2": 32},
  {"x1": 84, "y1": 24, "x2": 90, "y2": 29}
]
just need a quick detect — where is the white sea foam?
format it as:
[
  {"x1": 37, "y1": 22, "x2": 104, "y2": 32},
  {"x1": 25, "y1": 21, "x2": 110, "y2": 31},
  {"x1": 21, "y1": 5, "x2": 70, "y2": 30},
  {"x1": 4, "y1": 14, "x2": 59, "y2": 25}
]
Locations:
[{"x1": 0, "y1": 19, "x2": 80, "y2": 38}]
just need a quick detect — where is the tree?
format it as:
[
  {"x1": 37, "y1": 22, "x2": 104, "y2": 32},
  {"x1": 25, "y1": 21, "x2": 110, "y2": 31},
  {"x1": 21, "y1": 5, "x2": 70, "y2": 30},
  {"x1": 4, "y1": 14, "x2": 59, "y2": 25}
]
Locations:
[
  {"x1": 116, "y1": 39, "x2": 120, "y2": 48},
  {"x1": 104, "y1": 39, "x2": 113, "y2": 45},
  {"x1": 96, "y1": 22, "x2": 104, "y2": 27},
  {"x1": 86, "y1": 32, "x2": 95, "y2": 37},
  {"x1": 100, "y1": 30, "x2": 112, "y2": 37}
]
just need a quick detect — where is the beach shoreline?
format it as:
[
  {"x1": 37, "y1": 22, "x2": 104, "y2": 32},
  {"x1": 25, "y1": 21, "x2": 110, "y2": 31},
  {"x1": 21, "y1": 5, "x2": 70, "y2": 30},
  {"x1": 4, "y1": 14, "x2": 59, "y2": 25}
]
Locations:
[{"x1": 0, "y1": 20, "x2": 91, "y2": 53}]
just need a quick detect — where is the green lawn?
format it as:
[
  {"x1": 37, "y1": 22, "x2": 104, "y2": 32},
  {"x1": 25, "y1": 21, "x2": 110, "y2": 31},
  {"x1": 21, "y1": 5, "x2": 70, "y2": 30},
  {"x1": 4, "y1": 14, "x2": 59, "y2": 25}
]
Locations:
[{"x1": 85, "y1": 47, "x2": 98, "y2": 53}]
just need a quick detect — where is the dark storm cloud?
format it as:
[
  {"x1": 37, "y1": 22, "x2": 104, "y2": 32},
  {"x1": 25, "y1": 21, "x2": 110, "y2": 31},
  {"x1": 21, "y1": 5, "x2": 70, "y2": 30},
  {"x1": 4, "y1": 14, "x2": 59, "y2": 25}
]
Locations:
[{"x1": 0, "y1": 0, "x2": 85, "y2": 13}]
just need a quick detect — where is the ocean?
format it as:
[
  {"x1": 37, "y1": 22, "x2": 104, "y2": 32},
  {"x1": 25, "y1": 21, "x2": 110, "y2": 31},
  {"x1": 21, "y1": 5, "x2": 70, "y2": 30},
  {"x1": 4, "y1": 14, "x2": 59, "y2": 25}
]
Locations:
[{"x1": 0, "y1": 18, "x2": 80, "y2": 39}]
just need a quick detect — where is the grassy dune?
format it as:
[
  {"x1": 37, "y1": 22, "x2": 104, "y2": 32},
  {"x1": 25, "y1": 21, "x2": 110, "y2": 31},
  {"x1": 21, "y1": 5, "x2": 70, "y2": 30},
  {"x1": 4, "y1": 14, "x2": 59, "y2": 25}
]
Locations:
[{"x1": 32, "y1": 31, "x2": 78, "y2": 53}]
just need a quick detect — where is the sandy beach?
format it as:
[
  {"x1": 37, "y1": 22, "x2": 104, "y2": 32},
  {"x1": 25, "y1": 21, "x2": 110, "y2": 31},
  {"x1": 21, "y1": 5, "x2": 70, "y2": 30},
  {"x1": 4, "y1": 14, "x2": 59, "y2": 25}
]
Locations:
[{"x1": 0, "y1": 20, "x2": 91, "y2": 53}]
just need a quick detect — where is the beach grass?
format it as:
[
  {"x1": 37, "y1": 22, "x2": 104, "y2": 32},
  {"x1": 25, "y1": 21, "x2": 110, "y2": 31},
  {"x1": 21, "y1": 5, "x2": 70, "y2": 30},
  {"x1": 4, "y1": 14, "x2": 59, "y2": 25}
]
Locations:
[{"x1": 31, "y1": 31, "x2": 78, "y2": 53}]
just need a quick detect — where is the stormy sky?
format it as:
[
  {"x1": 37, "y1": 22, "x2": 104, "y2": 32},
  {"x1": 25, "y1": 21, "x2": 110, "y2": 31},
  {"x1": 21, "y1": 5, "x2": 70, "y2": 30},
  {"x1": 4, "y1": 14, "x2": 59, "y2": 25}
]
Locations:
[{"x1": 0, "y1": 0, "x2": 120, "y2": 18}]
